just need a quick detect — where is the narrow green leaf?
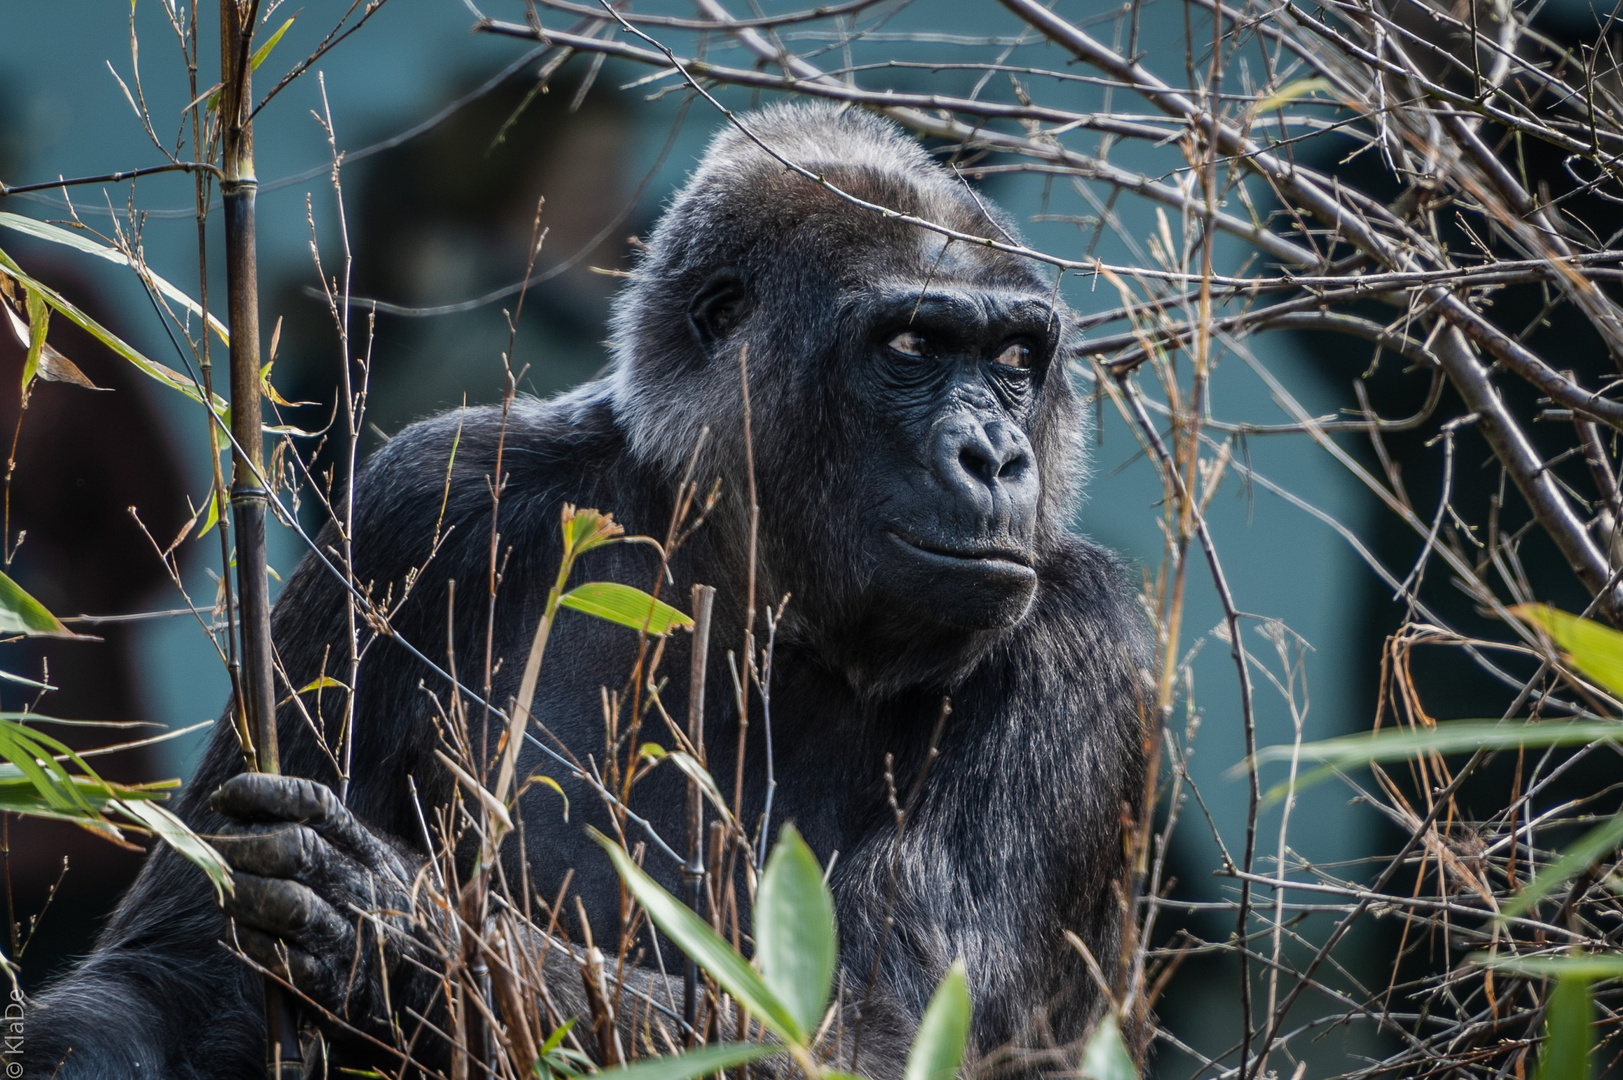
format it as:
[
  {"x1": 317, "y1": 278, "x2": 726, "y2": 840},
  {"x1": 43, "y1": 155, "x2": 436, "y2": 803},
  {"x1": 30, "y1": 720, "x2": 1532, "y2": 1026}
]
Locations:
[
  {"x1": 0, "y1": 720, "x2": 89, "y2": 813},
  {"x1": 1250, "y1": 720, "x2": 1623, "y2": 771},
  {"x1": 560, "y1": 505, "x2": 623, "y2": 559},
  {"x1": 297, "y1": 675, "x2": 348, "y2": 694},
  {"x1": 1535, "y1": 975, "x2": 1594, "y2": 1080},
  {"x1": 561, "y1": 582, "x2": 693, "y2": 636},
  {"x1": 0, "y1": 246, "x2": 227, "y2": 414},
  {"x1": 1502, "y1": 810, "x2": 1623, "y2": 919},
  {"x1": 904, "y1": 961, "x2": 971, "y2": 1080},
  {"x1": 1079, "y1": 1012, "x2": 1138, "y2": 1080},
  {"x1": 1246, "y1": 720, "x2": 1623, "y2": 805},
  {"x1": 591, "y1": 828, "x2": 802, "y2": 1043},
  {"x1": 1255, "y1": 76, "x2": 1333, "y2": 112},
  {"x1": 0, "y1": 214, "x2": 229, "y2": 343},
  {"x1": 643, "y1": 748, "x2": 732, "y2": 823},
  {"x1": 590, "y1": 1043, "x2": 779, "y2": 1080},
  {"x1": 115, "y1": 798, "x2": 233, "y2": 903},
  {"x1": 538, "y1": 1017, "x2": 577, "y2": 1057},
  {"x1": 0, "y1": 570, "x2": 73, "y2": 637},
  {"x1": 22, "y1": 286, "x2": 47, "y2": 391},
  {"x1": 525, "y1": 773, "x2": 570, "y2": 820},
  {"x1": 1476, "y1": 954, "x2": 1623, "y2": 980},
  {"x1": 757, "y1": 824, "x2": 837, "y2": 1038},
  {"x1": 196, "y1": 489, "x2": 223, "y2": 539},
  {"x1": 250, "y1": 17, "x2": 295, "y2": 71},
  {"x1": 1513, "y1": 605, "x2": 1623, "y2": 699}
]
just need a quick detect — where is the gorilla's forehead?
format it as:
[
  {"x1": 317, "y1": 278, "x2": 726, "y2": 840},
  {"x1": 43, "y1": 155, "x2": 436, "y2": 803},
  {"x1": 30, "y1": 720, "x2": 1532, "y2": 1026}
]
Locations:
[{"x1": 911, "y1": 228, "x2": 1044, "y2": 287}]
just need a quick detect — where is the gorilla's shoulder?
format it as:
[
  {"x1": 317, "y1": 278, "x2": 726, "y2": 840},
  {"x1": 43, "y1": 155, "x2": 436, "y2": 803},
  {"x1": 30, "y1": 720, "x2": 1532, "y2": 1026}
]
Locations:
[
  {"x1": 352, "y1": 382, "x2": 627, "y2": 526},
  {"x1": 366, "y1": 383, "x2": 620, "y2": 487}
]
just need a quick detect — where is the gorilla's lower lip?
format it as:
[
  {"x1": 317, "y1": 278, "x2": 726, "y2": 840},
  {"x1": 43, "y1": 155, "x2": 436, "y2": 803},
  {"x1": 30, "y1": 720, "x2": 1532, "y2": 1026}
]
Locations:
[{"x1": 888, "y1": 531, "x2": 1033, "y2": 569}]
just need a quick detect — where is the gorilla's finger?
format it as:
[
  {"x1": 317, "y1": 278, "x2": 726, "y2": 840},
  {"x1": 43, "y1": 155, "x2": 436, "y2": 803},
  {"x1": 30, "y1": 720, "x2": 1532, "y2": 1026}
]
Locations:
[
  {"x1": 234, "y1": 927, "x2": 340, "y2": 1002},
  {"x1": 213, "y1": 824, "x2": 321, "y2": 879},
  {"x1": 225, "y1": 872, "x2": 348, "y2": 945},
  {"x1": 213, "y1": 773, "x2": 341, "y2": 824},
  {"x1": 214, "y1": 774, "x2": 399, "y2": 873},
  {"x1": 298, "y1": 798, "x2": 403, "y2": 873}
]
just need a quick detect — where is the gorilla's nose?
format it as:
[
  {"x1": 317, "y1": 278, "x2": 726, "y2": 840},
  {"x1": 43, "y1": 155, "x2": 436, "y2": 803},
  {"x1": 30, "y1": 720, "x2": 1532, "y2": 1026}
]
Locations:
[{"x1": 931, "y1": 415, "x2": 1038, "y2": 517}]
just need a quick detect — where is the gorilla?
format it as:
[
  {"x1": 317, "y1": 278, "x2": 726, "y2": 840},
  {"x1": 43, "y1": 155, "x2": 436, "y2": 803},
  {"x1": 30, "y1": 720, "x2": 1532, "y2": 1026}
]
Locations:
[{"x1": 23, "y1": 103, "x2": 1146, "y2": 1079}]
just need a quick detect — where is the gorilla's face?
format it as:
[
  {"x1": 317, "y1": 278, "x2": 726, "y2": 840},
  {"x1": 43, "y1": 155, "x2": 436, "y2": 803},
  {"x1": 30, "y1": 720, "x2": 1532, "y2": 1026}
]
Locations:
[{"x1": 840, "y1": 279, "x2": 1058, "y2": 634}]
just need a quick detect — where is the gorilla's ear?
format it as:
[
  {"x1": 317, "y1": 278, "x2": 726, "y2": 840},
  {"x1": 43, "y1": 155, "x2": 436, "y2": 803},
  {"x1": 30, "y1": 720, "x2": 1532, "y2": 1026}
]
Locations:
[{"x1": 687, "y1": 268, "x2": 748, "y2": 352}]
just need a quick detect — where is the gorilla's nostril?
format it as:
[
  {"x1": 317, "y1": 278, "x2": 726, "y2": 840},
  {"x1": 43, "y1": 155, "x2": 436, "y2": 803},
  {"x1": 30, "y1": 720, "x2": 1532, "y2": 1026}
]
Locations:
[
  {"x1": 959, "y1": 446, "x2": 994, "y2": 484},
  {"x1": 998, "y1": 454, "x2": 1028, "y2": 481}
]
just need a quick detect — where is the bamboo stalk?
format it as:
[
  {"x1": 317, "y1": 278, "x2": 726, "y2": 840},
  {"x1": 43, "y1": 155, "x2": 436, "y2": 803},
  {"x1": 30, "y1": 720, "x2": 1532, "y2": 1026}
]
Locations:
[
  {"x1": 218, "y1": 4, "x2": 301, "y2": 1076},
  {"x1": 683, "y1": 584, "x2": 715, "y2": 1039}
]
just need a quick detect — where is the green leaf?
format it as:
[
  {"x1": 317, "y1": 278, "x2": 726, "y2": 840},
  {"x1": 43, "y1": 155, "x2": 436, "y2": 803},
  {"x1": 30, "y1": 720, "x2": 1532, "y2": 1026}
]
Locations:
[
  {"x1": 525, "y1": 773, "x2": 570, "y2": 820},
  {"x1": 1079, "y1": 1012, "x2": 1138, "y2": 1080},
  {"x1": 1251, "y1": 719, "x2": 1623, "y2": 771},
  {"x1": 560, "y1": 582, "x2": 693, "y2": 636},
  {"x1": 589, "y1": 1043, "x2": 779, "y2": 1080},
  {"x1": 641, "y1": 748, "x2": 732, "y2": 823},
  {"x1": 115, "y1": 798, "x2": 233, "y2": 903},
  {"x1": 1245, "y1": 719, "x2": 1623, "y2": 806},
  {"x1": 297, "y1": 675, "x2": 348, "y2": 694},
  {"x1": 756, "y1": 824, "x2": 837, "y2": 1038},
  {"x1": 195, "y1": 489, "x2": 224, "y2": 539},
  {"x1": 22, "y1": 285, "x2": 47, "y2": 391},
  {"x1": 1476, "y1": 953, "x2": 1623, "y2": 980},
  {"x1": 559, "y1": 505, "x2": 624, "y2": 559},
  {"x1": 0, "y1": 246, "x2": 227, "y2": 416},
  {"x1": 1254, "y1": 76, "x2": 1333, "y2": 113},
  {"x1": 1502, "y1": 810, "x2": 1623, "y2": 920},
  {"x1": 904, "y1": 961, "x2": 971, "y2": 1080},
  {"x1": 0, "y1": 214, "x2": 229, "y2": 344},
  {"x1": 1513, "y1": 605, "x2": 1623, "y2": 699},
  {"x1": 0, "y1": 570, "x2": 73, "y2": 637},
  {"x1": 1535, "y1": 974, "x2": 1594, "y2": 1080},
  {"x1": 250, "y1": 17, "x2": 295, "y2": 71},
  {"x1": 591, "y1": 828, "x2": 802, "y2": 1043}
]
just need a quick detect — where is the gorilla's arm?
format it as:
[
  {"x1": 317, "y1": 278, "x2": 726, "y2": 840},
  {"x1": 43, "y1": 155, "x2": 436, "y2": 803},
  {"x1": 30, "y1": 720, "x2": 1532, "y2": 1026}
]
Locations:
[{"x1": 213, "y1": 773, "x2": 918, "y2": 1078}]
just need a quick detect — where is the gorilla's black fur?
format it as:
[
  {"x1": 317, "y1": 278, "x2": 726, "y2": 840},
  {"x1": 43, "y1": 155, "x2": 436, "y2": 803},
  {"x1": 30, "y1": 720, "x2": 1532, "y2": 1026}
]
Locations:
[{"x1": 23, "y1": 104, "x2": 1146, "y2": 1079}]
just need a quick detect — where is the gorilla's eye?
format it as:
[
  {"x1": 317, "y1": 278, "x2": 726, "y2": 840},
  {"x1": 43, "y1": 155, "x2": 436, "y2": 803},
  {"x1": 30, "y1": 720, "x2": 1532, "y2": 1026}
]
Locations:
[
  {"x1": 994, "y1": 343, "x2": 1032, "y2": 371},
  {"x1": 889, "y1": 331, "x2": 930, "y2": 357}
]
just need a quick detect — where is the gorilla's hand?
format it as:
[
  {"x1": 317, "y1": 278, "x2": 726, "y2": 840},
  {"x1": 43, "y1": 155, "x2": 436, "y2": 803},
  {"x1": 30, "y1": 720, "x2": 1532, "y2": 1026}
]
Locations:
[{"x1": 211, "y1": 774, "x2": 446, "y2": 1042}]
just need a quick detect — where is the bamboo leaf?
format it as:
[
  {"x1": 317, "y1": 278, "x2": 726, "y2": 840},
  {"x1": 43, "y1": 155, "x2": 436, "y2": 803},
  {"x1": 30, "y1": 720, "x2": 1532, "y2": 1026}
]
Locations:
[
  {"x1": 1246, "y1": 720, "x2": 1623, "y2": 805},
  {"x1": 297, "y1": 675, "x2": 348, "y2": 694},
  {"x1": 1080, "y1": 1012, "x2": 1139, "y2": 1080},
  {"x1": 0, "y1": 214, "x2": 229, "y2": 344},
  {"x1": 1255, "y1": 76, "x2": 1333, "y2": 112},
  {"x1": 559, "y1": 504, "x2": 624, "y2": 559},
  {"x1": 592, "y1": 1043, "x2": 779, "y2": 1080},
  {"x1": 1249, "y1": 720, "x2": 1623, "y2": 771},
  {"x1": 1535, "y1": 974, "x2": 1594, "y2": 1080},
  {"x1": 115, "y1": 798, "x2": 233, "y2": 903},
  {"x1": 22, "y1": 285, "x2": 47, "y2": 391},
  {"x1": 1476, "y1": 954, "x2": 1623, "y2": 980},
  {"x1": 560, "y1": 582, "x2": 693, "y2": 635},
  {"x1": 640, "y1": 747, "x2": 732, "y2": 823},
  {"x1": 250, "y1": 17, "x2": 295, "y2": 71},
  {"x1": 0, "y1": 247, "x2": 227, "y2": 415},
  {"x1": 756, "y1": 824, "x2": 838, "y2": 1038},
  {"x1": 0, "y1": 569, "x2": 77, "y2": 637},
  {"x1": 524, "y1": 773, "x2": 570, "y2": 820},
  {"x1": 1512, "y1": 605, "x2": 1623, "y2": 699},
  {"x1": 592, "y1": 828, "x2": 802, "y2": 1043},
  {"x1": 905, "y1": 961, "x2": 971, "y2": 1080},
  {"x1": 1501, "y1": 810, "x2": 1623, "y2": 919}
]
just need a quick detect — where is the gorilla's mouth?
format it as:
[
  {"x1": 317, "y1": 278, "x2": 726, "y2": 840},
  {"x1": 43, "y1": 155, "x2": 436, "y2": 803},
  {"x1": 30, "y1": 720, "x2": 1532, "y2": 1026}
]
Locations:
[{"x1": 888, "y1": 531, "x2": 1033, "y2": 570}]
